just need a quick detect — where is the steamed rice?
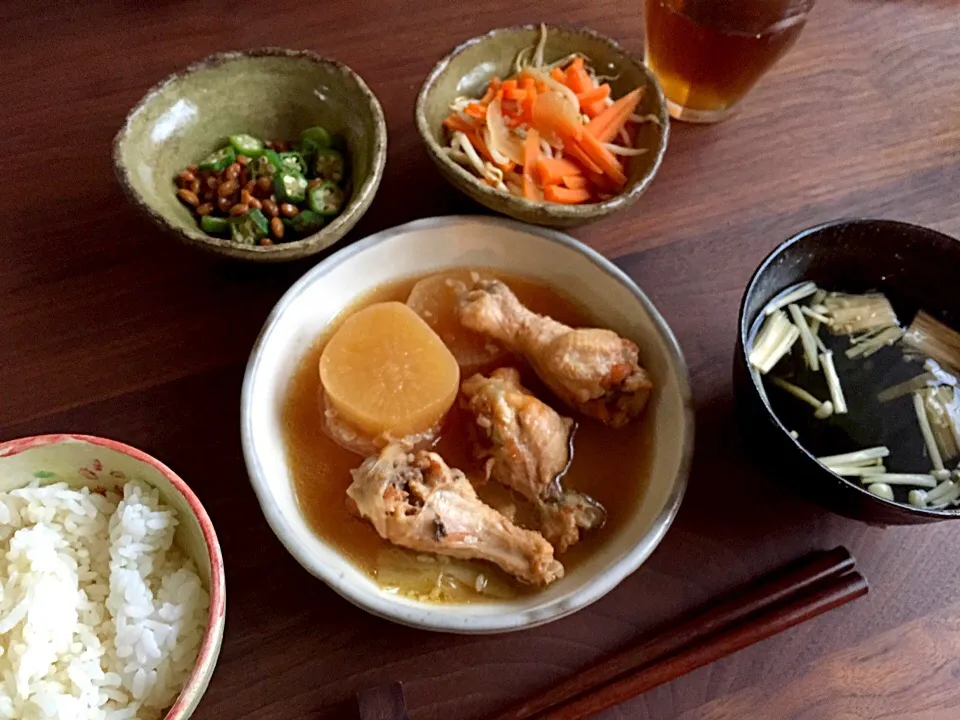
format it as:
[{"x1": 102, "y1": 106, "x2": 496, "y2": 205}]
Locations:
[{"x1": 0, "y1": 480, "x2": 209, "y2": 720}]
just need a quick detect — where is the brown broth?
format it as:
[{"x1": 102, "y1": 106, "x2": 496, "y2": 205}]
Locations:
[{"x1": 281, "y1": 270, "x2": 653, "y2": 601}]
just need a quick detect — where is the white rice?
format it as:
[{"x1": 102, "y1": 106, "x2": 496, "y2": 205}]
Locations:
[{"x1": 0, "y1": 480, "x2": 209, "y2": 719}]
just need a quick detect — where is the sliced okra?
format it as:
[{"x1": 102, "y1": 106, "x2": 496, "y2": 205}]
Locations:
[
  {"x1": 312, "y1": 148, "x2": 345, "y2": 184},
  {"x1": 198, "y1": 146, "x2": 236, "y2": 172},
  {"x1": 228, "y1": 134, "x2": 265, "y2": 158},
  {"x1": 307, "y1": 181, "x2": 345, "y2": 217},
  {"x1": 230, "y1": 208, "x2": 270, "y2": 245},
  {"x1": 274, "y1": 171, "x2": 308, "y2": 204},
  {"x1": 279, "y1": 151, "x2": 307, "y2": 175},
  {"x1": 286, "y1": 209, "x2": 325, "y2": 235},
  {"x1": 200, "y1": 215, "x2": 231, "y2": 235}
]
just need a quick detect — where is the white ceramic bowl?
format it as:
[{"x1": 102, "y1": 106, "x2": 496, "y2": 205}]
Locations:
[
  {"x1": 241, "y1": 216, "x2": 693, "y2": 633},
  {"x1": 0, "y1": 434, "x2": 226, "y2": 719}
]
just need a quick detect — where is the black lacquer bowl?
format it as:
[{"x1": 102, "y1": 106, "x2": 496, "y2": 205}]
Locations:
[{"x1": 734, "y1": 219, "x2": 960, "y2": 525}]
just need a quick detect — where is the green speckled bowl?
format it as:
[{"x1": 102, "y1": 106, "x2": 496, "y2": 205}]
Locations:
[
  {"x1": 114, "y1": 49, "x2": 387, "y2": 262},
  {"x1": 416, "y1": 26, "x2": 669, "y2": 228}
]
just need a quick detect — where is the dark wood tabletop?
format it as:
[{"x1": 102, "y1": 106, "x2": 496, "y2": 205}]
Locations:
[{"x1": 3, "y1": 0, "x2": 960, "y2": 718}]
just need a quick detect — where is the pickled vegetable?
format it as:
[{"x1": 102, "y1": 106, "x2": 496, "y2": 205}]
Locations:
[
  {"x1": 319, "y1": 302, "x2": 460, "y2": 437},
  {"x1": 406, "y1": 271, "x2": 509, "y2": 373}
]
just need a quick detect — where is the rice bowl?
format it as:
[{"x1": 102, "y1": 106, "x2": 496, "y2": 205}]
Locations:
[{"x1": 0, "y1": 435, "x2": 225, "y2": 720}]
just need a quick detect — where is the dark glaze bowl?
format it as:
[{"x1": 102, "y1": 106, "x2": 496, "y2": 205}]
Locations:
[{"x1": 734, "y1": 219, "x2": 960, "y2": 525}]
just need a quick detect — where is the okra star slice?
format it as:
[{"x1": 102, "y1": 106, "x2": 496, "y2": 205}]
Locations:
[
  {"x1": 198, "y1": 145, "x2": 236, "y2": 172},
  {"x1": 312, "y1": 148, "x2": 345, "y2": 184},
  {"x1": 230, "y1": 208, "x2": 270, "y2": 244},
  {"x1": 250, "y1": 149, "x2": 284, "y2": 180},
  {"x1": 308, "y1": 181, "x2": 345, "y2": 216},
  {"x1": 274, "y1": 171, "x2": 308, "y2": 204},
  {"x1": 228, "y1": 134, "x2": 265, "y2": 158},
  {"x1": 279, "y1": 151, "x2": 307, "y2": 175}
]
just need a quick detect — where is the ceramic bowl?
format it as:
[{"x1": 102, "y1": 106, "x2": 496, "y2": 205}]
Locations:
[
  {"x1": 735, "y1": 218, "x2": 960, "y2": 525},
  {"x1": 0, "y1": 434, "x2": 226, "y2": 718},
  {"x1": 241, "y1": 215, "x2": 693, "y2": 633},
  {"x1": 415, "y1": 25, "x2": 669, "y2": 228},
  {"x1": 113, "y1": 49, "x2": 387, "y2": 262}
]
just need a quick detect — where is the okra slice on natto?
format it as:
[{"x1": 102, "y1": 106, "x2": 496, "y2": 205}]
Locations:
[
  {"x1": 198, "y1": 146, "x2": 236, "y2": 172},
  {"x1": 312, "y1": 148, "x2": 345, "y2": 184},
  {"x1": 286, "y1": 209, "x2": 325, "y2": 235},
  {"x1": 308, "y1": 181, "x2": 344, "y2": 216},
  {"x1": 274, "y1": 171, "x2": 308, "y2": 203},
  {"x1": 200, "y1": 215, "x2": 231, "y2": 235},
  {"x1": 230, "y1": 209, "x2": 270, "y2": 244},
  {"x1": 279, "y1": 151, "x2": 307, "y2": 175},
  {"x1": 250, "y1": 149, "x2": 284, "y2": 179},
  {"x1": 228, "y1": 133, "x2": 265, "y2": 158}
]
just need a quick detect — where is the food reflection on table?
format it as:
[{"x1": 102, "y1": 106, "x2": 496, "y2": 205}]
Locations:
[{"x1": 281, "y1": 269, "x2": 655, "y2": 600}]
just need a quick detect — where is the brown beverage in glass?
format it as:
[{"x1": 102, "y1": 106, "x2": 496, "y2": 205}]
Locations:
[{"x1": 644, "y1": 0, "x2": 814, "y2": 123}]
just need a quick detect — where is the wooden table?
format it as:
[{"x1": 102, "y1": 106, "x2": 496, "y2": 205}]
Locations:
[{"x1": 3, "y1": 1, "x2": 959, "y2": 718}]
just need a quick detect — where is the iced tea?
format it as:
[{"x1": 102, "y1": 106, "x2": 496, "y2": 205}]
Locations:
[{"x1": 644, "y1": 0, "x2": 814, "y2": 123}]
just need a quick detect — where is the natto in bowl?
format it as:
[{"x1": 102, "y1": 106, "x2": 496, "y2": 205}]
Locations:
[
  {"x1": 416, "y1": 25, "x2": 669, "y2": 228},
  {"x1": 113, "y1": 48, "x2": 387, "y2": 262}
]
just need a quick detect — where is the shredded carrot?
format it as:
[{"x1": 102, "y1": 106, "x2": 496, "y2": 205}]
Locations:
[
  {"x1": 463, "y1": 103, "x2": 487, "y2": 119},
  {"x1": 520, "y1": 77, "x2": 537, "y2": 123},
  {"x1": 468, "y1": 130, "x2": 491, "y2": 161},
  {"x1": 563, "y1": 142, "x2": 603, "y2": 175},
  {"x1": 523, "y1": 128, "x2": 540, "y2": 201},
  {"x1": 577, "y1": 85, "x2": 611, "y2": 107},
  {"x1": 562, "y1": 174, "x2": 589, "y2": 190},
  {"x1": 544, "y1": 185, "x2": 592, "y2": 204},
  {"x1": 536, "y1": 156, "x2": 583, "y2": 185},
  {"x1": 443, "y1": 114, "x2": 477, "y2": 134},
  {"x1": 573, "y1": 131, "x2": 627, "y2": 186},
  {"x1": 565, "y1": 57, "x2": 594, "y2": 94},
  {"x1": 550, "y1": 67, "x2": 566, "y2": 84},
  {"x1": 586, "y1": 88, "x2": 643, "y2": 144},
  {"x1": 478, "y1": 77, "x2": 501, "y2": 105}
]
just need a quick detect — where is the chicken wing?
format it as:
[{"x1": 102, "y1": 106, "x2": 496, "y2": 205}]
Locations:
[
  {"x1": 459, "y1": 279, "x2": 653, "y2": 428},
  {"x1": 461, "y1": 368, "x2": 606, "y2": 552},
  {"x1": 347, "y1": 443, "x2": 564, "y2": 585}
]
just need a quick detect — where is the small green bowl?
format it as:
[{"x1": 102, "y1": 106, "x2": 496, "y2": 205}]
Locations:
[
  {"x1": 416, "y1": 25, "x2": 669, "y2": 228},
  {"x1": 114, "y1": 49, "x2": 387, "y2": 262}
]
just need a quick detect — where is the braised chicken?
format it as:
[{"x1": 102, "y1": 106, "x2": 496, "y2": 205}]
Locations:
[
  {"x1": 461, "y1": 368, "x2": 606, "y2": 552},
  {"x1": 458, "y1": 279, "x2": 653, "y2": 427},
  {"x1": 347, "y1": 443, "x2": 564, "y2": 585}
]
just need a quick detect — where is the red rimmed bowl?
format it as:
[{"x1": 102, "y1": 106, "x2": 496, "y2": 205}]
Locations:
[{"x1": 0, "y1": 434, "x2": 226, "y2": 719}]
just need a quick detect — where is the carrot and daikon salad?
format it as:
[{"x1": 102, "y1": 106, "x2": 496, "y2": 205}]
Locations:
[{"x1": 442, "y1": 27, "x2": 659, "y2": 205}]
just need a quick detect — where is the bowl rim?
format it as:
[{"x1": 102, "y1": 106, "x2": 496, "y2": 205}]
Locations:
[
  {"x1": 414, "y1": 24, "x2": 670, "y2": 221},
  {"x1": 240, "y1": 214, "x2": 694, "y2": 633},
  {"x1": 112, "y1": 47, "x2": 388, "y2": 261},
  {"x1": 738, "y1": 217, "x2": 960, "y2": 519},
  {"x1": 0, "y1": 433, "x2": 227, "y2": 716}
]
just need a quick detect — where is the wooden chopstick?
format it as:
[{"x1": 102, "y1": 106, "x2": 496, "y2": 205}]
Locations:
[
  {"x1": 540, "y1": 571, "x2": 868, "y2": 719},
  {"x1": 491, "y1": 546, "x2": 858, "y2": 720}
]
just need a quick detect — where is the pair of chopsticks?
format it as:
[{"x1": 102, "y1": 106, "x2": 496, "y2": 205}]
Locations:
[{"x1": 491, "y1": 546, "x2": 867, "y2": 720}]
